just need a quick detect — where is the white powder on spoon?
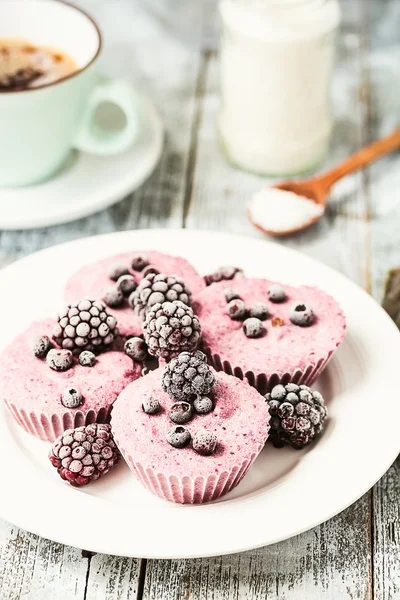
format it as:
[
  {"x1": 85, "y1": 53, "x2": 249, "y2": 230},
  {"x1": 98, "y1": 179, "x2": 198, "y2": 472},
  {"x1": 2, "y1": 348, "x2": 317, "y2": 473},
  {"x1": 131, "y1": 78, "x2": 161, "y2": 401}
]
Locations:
[{"x1": 249, "y1": 187, "x2": 324, "y2": 234}]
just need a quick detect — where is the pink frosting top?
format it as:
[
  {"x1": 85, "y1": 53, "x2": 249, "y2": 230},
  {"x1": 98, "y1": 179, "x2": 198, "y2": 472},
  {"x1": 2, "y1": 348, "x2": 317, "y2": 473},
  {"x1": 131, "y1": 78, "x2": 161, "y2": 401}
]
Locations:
[
  {"x1": 0, "y1": 319, "x2": 141, "y2": 417},
  {"x1": 64, "y1": 251, "x2": 205, "y2": 338},
  {"x1": 194, "y1": 278, "x2": 346, "y2": 378},
  {"x1": 112, "y1": 368, "x2": 270, "y2": 478}
]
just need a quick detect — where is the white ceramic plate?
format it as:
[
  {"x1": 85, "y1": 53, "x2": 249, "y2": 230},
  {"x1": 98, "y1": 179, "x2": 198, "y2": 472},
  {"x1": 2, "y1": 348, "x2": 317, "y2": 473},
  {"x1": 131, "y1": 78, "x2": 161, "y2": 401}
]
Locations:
[
  {"x1": 0, "y1": 229, "x2": 399, "y2": 559},
  {"x1": 0, "y1": 93, "x2": 163, "y2": 230}
]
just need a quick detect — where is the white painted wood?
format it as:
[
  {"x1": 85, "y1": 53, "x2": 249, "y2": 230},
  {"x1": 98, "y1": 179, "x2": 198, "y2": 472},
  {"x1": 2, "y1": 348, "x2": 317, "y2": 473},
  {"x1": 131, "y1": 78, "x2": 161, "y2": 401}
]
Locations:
[{"x1": 85, "y1": 554, "x2": 143, "y2": 600}]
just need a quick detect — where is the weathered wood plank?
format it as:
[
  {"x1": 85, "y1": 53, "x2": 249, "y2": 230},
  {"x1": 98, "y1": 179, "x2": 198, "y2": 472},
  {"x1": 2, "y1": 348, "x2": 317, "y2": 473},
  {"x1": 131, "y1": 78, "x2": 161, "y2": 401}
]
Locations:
[
  {"x1": 85, "y1": 554, "x2": 143, "y2": 600},
  {"x1": 0, "y1": 522, "x2": 88, "y2": 600}
]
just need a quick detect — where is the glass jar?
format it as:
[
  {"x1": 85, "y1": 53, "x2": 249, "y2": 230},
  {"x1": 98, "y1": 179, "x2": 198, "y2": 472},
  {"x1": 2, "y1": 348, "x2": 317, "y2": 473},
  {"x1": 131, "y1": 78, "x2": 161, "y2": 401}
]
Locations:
[{"x1": 218, "y1": 0, "x2": 341, "y2": 176}]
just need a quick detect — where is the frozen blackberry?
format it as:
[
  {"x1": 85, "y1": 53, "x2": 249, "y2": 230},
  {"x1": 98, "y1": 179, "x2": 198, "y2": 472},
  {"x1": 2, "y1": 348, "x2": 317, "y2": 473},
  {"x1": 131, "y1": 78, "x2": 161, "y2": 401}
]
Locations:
[
  {"x1": 108, "y1": 263, "x2": 130, "y2": 282},
  {"x1": 265, "y1": 383, "x2": 327, "y2": 449},
  {"x1": 129, "y1": 272, "x2": 192, "y2": 319},
  {"x1": 103, "y1": 286, "x2": 124, "y2": 308},
  {"x1": 169, "y1": 401, "x2": 193, "y2": 424},
  {"x1": 53, "y1": 298, "x2": 119, "y2": 355},
  {"x1": 61, "y1": 388, "x2": 84, "y2": 409},
  {"x1": 116, "y1": 274, "x2": 137, "y2": 297},
  {"x1": 32, "y1": 334, "x2": 52, "y2": 358},
  {"x1": 143, "y1": 301, "x2": 201, "y2": 360},
  {"x1": 268, "y1": 284, "x2": 287, "y2": 303},
  {"x1": 49, "y1": 423, "x2": 120, "y2": 486},
  {"x1": 290, "y1": 302, "x2": 314, "y2": 327},
  {"x1": 78, "y1": 350, "x2": 96, "y2": 367},
  {"x1": 46, "y1": 349, "x2": 74, "y2": 372},
  {"x1": 204, "y1": 266, "x2": 244, "y2": 286},
  {"x1": 131, "y1": 254, "x2": 149, "y2": 271},
  {"x1": 249, "y1": 302, "x2": 268, "y2": 320},
  {"x1": 243, "y1": 317, "x2": 265, "y2": 338},
  {"x1": 226, "y1": 299, "x2": 247, "y2": 321},
  {"x1": 124, "y1": 337, "x2": 148, "y2": 362},
  {"x1": 162, "y1": 350, "x2": 216, "y2": 402},
  {"x1": 166, "y1": 425, "x2": 191, "y2": 448},
  {"x1": 193, "y1": 430, "x2": 218, "y2": 455}
]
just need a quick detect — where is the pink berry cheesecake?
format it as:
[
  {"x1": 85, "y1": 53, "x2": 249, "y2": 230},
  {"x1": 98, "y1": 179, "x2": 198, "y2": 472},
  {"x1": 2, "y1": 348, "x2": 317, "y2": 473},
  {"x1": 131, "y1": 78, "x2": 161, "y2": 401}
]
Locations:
[
  {"x1": 0, "y1": 319, "x2": 141, "y2": 442},
  {"x1": 194, "y1": 278, "x2": 346, "y2": 393},
  {"x1": 112, "y1": 358, "x2": 270, "y2": 504},
  {"x1": 64, "y1": 251, "x2": 206, "y2": 338}
]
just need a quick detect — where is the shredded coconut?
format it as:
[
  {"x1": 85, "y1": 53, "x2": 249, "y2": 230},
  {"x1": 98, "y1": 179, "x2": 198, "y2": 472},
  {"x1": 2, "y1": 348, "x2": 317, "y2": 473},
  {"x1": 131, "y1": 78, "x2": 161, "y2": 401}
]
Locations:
[{"x1": 249, "y1": 187, "x2": 324, "y2": 234}]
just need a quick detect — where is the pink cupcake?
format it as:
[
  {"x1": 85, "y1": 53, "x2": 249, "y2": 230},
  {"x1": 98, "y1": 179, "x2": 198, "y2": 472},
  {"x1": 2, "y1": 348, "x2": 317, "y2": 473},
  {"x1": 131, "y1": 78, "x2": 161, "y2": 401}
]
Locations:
[
  {"x1": 0, "y1": 319, "x2": 141, "y2": 442},
  {"x1": 195, "y1": 278, "x2": 346, "y2": 394},
  {"x1": 64, "y1": 251, "x2": 206, "y2": 338},
  {"x1": 112, "y1": 364, "x2": 270, "y2": 504}
]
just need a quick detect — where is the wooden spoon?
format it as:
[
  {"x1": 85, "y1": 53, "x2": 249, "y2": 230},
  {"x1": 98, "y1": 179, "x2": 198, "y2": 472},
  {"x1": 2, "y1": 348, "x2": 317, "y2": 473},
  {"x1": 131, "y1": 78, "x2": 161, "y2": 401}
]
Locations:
[{"x1": 249, "y1": 127, "x2": 400, "y2": 236}]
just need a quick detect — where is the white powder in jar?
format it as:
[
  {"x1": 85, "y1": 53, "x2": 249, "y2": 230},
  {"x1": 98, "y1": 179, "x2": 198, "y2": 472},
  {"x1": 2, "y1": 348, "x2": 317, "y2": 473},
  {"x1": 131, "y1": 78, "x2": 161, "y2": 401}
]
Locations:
[{"x1": 249, "y1": 187, "x2": 324, "y2": 234}]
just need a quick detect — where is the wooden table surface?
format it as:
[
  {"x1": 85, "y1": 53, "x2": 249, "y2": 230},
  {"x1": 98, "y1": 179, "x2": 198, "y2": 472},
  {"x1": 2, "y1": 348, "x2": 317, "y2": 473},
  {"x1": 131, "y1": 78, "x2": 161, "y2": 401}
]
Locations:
[{"x1": 0, "y1": 0, "x2": 399, "y2": 598}]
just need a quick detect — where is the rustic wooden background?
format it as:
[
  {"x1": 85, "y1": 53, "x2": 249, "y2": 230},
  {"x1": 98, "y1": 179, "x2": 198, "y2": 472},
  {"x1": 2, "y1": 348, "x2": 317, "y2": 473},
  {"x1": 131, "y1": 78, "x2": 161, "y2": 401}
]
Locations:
[{"x1": 0, "y1": 0, "x2": 399, "y2": 598}]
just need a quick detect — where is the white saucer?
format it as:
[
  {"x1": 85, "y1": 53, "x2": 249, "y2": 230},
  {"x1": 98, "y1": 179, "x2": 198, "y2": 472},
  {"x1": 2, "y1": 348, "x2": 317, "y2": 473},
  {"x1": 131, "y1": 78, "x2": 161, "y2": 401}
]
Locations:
[
  {"x1": 0, "y1": 93, "x2": 163, "y2": 230},
  {"x1": 0, "y1": 230, "x2": 399, "y2": 559}
]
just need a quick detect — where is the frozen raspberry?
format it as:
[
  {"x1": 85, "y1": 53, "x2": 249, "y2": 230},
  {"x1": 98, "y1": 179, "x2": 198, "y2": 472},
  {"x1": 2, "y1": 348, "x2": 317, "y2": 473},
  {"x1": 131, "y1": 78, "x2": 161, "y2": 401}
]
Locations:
[
  {"x1": 49, "y1": 424, "x2": 120, "y2": 486},
  {"x1": 143, "y1": 300, "x2": 201, "y2": 360},
  {"x1": 265, "y1": 384, "x2": 327, "y2": 449},
  {"x1": 53, "y1": 298, "x2": 118, "y2": 355},
  {"x1": 31, "y1": 334, "x2": 52, "y2": 358},
  {"x1": 204, "y1": 266, "x2": 243, "y2": 286},
  {"x1": 162, "y1": 350, "x2": 216, "y2": 402},
  {"x1": 129, "y1": 272, "x2": 192, "y2": 319}
]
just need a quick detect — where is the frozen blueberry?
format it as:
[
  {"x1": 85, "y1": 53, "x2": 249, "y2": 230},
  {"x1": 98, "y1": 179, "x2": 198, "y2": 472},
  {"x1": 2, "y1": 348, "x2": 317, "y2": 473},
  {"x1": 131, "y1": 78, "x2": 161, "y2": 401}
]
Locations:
[
  {"x1": 32, "y1": 334, "x2": 52, "y2": 358},
  {"x1": 192, "y1": 430, "x2": 218, "y2": 455},
  {"x1": 103, "y1": 286, "x2": 124, "y2": 308},
  {"x1": 224, "y1": 288, "x2": 242, "y2": 303},
  {"x1": 61, "y1": 388, "x2": 84, "y2": 408},
  {"x1": 290, "y1": 302, "x2": 314, "y2": 326},
  {"x1": 47, "y1": 349, "x2": 74, "y2": 372},
  {"x1": 243, "y1": 317, "x2": 265, "y2": 338},
  {"x1": 142, "y1": 265, "x2": 160, "y2": 278},
  {"x1": 169, "y1": 402, "x2": 193, "y2": 424},
  {"x1": 108, "y1": 263, "x2": 130, "y2": 282},
  {"x1": 268, "y1": 285, "x2": 287, "y2": 303},
  {"x1": 124, "y1": 337, "x2": 148, "y2": 362},
  {"x1": 117, "y1": 274, "x2": 137, "y2": 297},
  {"x1": 193, "y1": 396, "x2": 213, "y2": 415},
  {"x1": 226, "y1": 299, "x2": 247, "y2": 321},
  {"x1": 142, "y1": 397, "x2": 160, "y2": 414},
  {"x1": 131, "y1": 254, "x2": 149, "y2": 271},
  {"x1": 166, "y1": 425, "x2": 191, "y2": 448},
  {"x1": 78, "y1": 350, "x2": 96, "y2": 367},
  {"x1": 249, "y1": 302, "x2": 268, "y2": 320}
]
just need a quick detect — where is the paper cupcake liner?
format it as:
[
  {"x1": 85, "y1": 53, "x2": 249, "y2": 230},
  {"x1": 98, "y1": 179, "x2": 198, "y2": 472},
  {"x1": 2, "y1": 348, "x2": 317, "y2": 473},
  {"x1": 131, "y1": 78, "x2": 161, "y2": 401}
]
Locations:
[
  {"x1": 115, "y1": 437, "x2": 261, "y2": 504},
  {"x1": 4, "y1": 401, "x2": 111, "y2": 442},
  {"x1": 204, "y1": 348, "x2": 335, "y2": 395}
]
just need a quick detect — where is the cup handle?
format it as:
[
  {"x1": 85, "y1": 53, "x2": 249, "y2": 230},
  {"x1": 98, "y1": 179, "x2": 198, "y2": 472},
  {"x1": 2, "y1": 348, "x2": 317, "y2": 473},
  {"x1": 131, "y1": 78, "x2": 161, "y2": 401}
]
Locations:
[{"x1": 74, "y1": 78, "x2": 139, "y2": 155}]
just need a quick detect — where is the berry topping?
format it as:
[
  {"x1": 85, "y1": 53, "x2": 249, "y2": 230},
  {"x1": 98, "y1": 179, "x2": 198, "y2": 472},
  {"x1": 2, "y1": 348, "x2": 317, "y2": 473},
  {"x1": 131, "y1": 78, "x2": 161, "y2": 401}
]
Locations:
[
  {"x1": 268, "y1": 284, "x2": 287, "y2": 303},
  {"x1": 243, "y1": 317, "x2": 265, "y2": 338},
  {"x1": 61, "y1": 388, "x2": 84, "y2": 408},
  {"x1": 78, "y1": 350, "x2": 96, "y2": 367},
  {"x1": 32, "y1": 334, "x2": 52, "y2": 358},
  {"x1": 166, "y1": 425, "x2": 191, "y2": 448},
  {"x1": 103, "y1": 286, "x2": 124, "y2": 308},
  {"x1": 49, "y1": 423, "x2": 120, "y2": 486},
  {"x1": 124, "y1": 337, "x2": 148, "y2": 362},
  {"x1": 272, "y1": 317, "x2": 285, "y2": 327},
  {"x1": 116, "y1": 274, "x2": 137, "y2": 297},
  {"x1": 290, "y1": 302, "x2": 314, "y2": 326},
  {"x1": 226, "y1": 299, "x2": 247, "y2": 321},
  {"x1": 108, "y1": 264, "x2": 130, "y2": 282},
  {"x1": 192, "y1": 431, "x2": 218, "y2": 455},
  {"x1": 249, "y1": 302, "x2": 268, "y2": 320},
  {"x1": 54, "y1": 299, "x2": 118, "y2": 354},
  {"x1": 265, "y1": 383, "x2": 327, "y2": 449},
  {"x1": 204, "y1": 266, "x2": 243, "y2": 286},
  {"x1": 162, "y1": 351, "x2": 216, "y2": 402},
  {"x1": 224, "y1": 288, "x2": 242, "y2": 303},
  {"x1": 169, "y1": 401, "x2": 193, "y2": 424},
  {"x1": 142, "y1": 397, "x2": 161, "y2": 414},
  {"x1": 143, "y1": 301, "x2": 201, "y2": 360},
  {"x1": 129, "y1": 272, "x2": 192, "y2": 319},
  {"x1": 131, "y1": 254, "x2": 149, "y2": 271},
  {"x1": 193, "y1": 396, "x2": 213, "y2": 415},
  {"x1": 46, "y1": 349, "x2": 74, "y2": 372},
  {"x1": 142, "y1": 265, "x2": 160, "y2": 278}
]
